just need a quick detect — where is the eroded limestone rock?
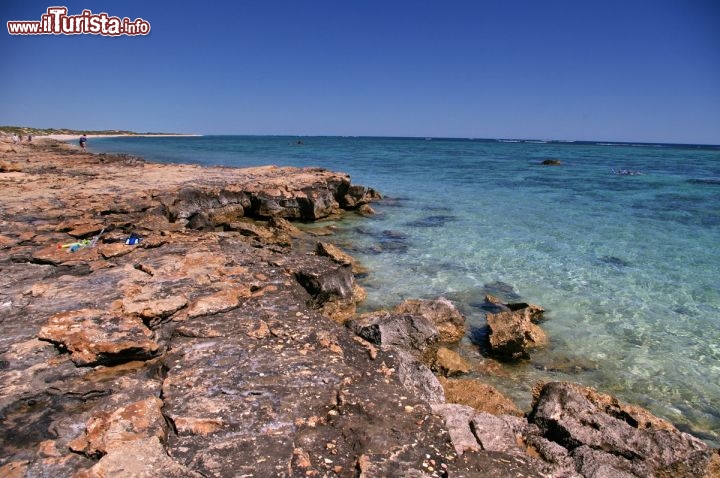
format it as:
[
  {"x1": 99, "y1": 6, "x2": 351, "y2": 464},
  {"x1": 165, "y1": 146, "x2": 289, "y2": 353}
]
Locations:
[
  {"x1": 347, "y1": 311, "x2": 439, "y2": 364},
  {"x1": 38, "y1": 309, "x2": 159, "y2": 366},
  {"x1": 315, "y1": 241, "x2": 367, "y2": 275},
  {"x1": 433, "y1": 346, "x2": 472, "y2": 377},
  {"x1": 529, "y1": 382, "x2": 718, "y2": 478},
  {"x1": 439, "y1": 377, "x2": 522, "y2": 416},
  {"x1": 486, "y1": 305, "x2": 548, "y2": 360},
  {"x1": 393, "y1": 297, "x2": 466, "y2": 343}
]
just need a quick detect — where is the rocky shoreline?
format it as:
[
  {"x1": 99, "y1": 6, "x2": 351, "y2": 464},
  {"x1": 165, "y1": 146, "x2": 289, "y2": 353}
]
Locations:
[{"x1": 1, "y1": 138, "x2": 718, "y2": 477}]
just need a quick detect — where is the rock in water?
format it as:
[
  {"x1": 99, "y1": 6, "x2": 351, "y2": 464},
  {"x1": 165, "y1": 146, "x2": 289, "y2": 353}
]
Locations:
[
  {"x1": 393, "y1": 297, "x2": 466, "y2": 344},
  {"x1": 486, "y1": 306, "x2": 548, "y2": 360},
  {"x1": 315, "y1": 241, "x2": 367, "y2": 274},
  {"x1": 433, "y1": 346, "x2": 471, "y2": 377}
]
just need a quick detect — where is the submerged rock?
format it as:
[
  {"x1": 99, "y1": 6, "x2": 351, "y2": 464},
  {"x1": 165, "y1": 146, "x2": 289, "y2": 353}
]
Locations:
[
  {"x1": 433, "y1": 346, "x2": 472, "y2": 377},
  {"x1": 405, "y1": 214, "x2": 457, "y2": 227},
  {"x1": 482, "y1": 281, "x2": 522, "y2": 302},
  {"x1": 351, "y1": 227, "x2": 411, "y2": 255},
  {"x1": 600, "y1": 255, "x2": 631, "y2": 267},
  {"x1": 356, "y1": 204, "x2": 376, "y2": 216}
]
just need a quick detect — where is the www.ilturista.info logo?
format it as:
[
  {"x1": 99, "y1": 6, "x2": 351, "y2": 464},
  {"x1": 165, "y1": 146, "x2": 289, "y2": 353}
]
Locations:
[{"x1": 7, "y1": 7, "x2": 150, "y2": 36}]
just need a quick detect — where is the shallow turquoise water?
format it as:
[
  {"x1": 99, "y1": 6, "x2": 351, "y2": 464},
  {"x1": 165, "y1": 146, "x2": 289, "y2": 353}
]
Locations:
[{"x1": 90, "y1": 136, "x2": 720, "y2": 445}]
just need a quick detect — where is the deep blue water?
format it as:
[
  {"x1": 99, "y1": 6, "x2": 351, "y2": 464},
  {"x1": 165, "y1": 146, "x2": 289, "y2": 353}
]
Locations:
[{"x1": 87, "y1": 135, "x2": 720, "y2": 445}]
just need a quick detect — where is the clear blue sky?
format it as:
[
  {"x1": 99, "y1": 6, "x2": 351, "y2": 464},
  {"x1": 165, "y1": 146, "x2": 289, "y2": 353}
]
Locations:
[{"x1": 1, "y1": 0, "x2": 719, "y2": 143}]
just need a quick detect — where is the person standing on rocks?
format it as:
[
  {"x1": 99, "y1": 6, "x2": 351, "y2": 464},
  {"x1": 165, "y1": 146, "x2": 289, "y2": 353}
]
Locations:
[{"x1": 79, "y1": 134, "x2": 87, "y2": 151}]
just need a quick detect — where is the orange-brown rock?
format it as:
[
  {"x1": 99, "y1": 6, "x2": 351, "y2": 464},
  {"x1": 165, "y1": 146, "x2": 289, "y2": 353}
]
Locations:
[
  {"x1": 393, "y1": 297, "x2": 466, "y2": 343},
  {"x1": 315, "y1": 241, "x2": 367, "y2": 275},
  {"x1": 439, "y1": 377, "x2": 523, "y2": 416},
  {"x1": 38, "y1": 309, "x2": 160, "y2": 366},
  {"x1": 69, "y1": 397, "x2": 166, "y2": 456},
  {"x1": 433, "y1": 346, "x2": 472, "y2": 377},
  {"x1": 486, "y1": 306, "x2": 548, "y2": 360}
]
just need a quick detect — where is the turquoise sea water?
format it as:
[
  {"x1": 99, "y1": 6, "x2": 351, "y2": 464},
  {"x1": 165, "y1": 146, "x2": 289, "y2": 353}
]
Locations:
[{"x1": 88, "y1": 136, "x2": 720, "y2": 445}]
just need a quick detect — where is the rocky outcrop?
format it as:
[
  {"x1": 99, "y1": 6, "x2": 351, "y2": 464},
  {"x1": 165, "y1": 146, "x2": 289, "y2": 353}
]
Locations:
[
  {"x1": 528, "y1": 382, "x2": 719, "y2": 477},
  {"x1": 339, "y1": 184, "x2": 382, "y2": 209},
  {"x1": 38, "y1": 309, "x2": 160, "y2": 366},
  {"x1": 157, "y1": 166, "x2": 368, "y2": 222},
  {"x1": 393, "y1": 297, "x2": 466, "y2": 343},
  {"x1": 439, "y1": 377, "x2": 523, "y2": 416},
  {"x1": 432, "y1": 380, "x2": 720, "y2": 478},
  {"x1": 433, "y1": 346, "x2": 472, "y2": 376},
  {"x1": 4, "y1": 141, "x2": 434, "y2": 477},
  {"x1": 486, "y1": 299, "x2": 548, "y2": 360},
  {"x1": 2, "y1": 138, "x2": 718, "y2": 477},
  {"x1": 347, "y1": 311, "x2": 439, "y2": 365},
  {"x1": 315, "y1": 241, "x2": 367, "y2": 275}
]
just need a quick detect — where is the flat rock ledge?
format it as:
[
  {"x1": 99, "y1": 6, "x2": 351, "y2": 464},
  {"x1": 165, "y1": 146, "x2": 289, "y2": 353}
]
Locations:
[{"x1": 1, "y1": 138, "x2": 718, "y2": 478}]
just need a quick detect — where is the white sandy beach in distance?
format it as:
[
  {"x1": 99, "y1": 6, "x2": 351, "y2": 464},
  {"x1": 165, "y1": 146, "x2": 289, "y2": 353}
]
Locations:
[{"x1": 37, "y1": 133, "x2": 202, "y2": 140}]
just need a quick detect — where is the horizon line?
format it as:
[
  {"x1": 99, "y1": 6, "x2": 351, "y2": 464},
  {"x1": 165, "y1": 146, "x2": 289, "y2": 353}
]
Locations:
[
  {"x1": 157, "y1": 134, "x2": 720, "y2": 148},
  {"x1": 3, "y1": 126, "x2": 718, "y2": 147}
]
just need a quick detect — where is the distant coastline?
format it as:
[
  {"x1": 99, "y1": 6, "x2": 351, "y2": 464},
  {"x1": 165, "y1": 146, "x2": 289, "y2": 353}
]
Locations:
[
  {"x1": 39, "y1": 133, "x2": 203, "y2": 141},
  {"x1": 0, "y1": 125, "x2": 200, "y2": 140}
]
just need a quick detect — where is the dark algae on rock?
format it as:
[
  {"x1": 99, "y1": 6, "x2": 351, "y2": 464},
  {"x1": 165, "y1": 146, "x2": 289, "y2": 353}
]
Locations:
[{"x1": 1, "y1": 136, "x2": 718, "y2": 477}]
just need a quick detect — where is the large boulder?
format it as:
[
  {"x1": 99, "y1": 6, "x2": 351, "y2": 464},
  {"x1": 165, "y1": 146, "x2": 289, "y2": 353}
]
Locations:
[
  {"x1": 347, "y1": 311, "x2": 439, "y2": 364},
  {"x1": 315, "y1": 241, "x2": 367, "y2": 275},
  {"x1": 486, "y1": 305, "x2": 547, "y2": 360},
  {"x1": 393, "y1": 297, "x2": 466, "y2": 343},
  {"x1": 293, "y1": 253, "x2": 362, "y2": 323},
  {"x1": 394, "y1": 351, "x2": 446, "y2": 404},
  {"x1": 293, "y1": 259, "x2": 354, "y2": 307},
  {"x1": 529, "y1": 382, "x2": 719, "y2": 478}
]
